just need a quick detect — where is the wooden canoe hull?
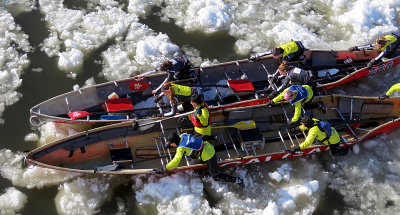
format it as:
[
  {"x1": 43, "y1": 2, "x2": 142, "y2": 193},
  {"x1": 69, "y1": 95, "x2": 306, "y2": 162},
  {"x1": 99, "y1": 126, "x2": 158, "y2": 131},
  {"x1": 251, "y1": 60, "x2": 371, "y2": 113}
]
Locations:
[{"x1": 26, "y1": 94, "x2": 400, "y2": 175}]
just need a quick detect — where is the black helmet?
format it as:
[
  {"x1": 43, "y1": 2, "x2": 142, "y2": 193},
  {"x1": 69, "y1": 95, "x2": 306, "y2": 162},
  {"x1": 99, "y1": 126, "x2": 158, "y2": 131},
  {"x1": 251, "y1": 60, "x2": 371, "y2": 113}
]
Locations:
[
  {"x1": 190, "y1": 94, "x2": 203, "y2": 105},
  {"x1": 166, "y1": 133, "x2": 180, "y2": 148},
  {"x1": 301, "y1": 116, "x2": 314, "y2": 128}
]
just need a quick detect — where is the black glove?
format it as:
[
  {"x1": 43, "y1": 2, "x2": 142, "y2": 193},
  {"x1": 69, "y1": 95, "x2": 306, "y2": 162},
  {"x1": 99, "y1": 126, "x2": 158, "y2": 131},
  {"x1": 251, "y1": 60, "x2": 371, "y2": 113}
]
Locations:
[
  {"x1": 266, "y1": 100, "x2": 274, "y2": 107},
  {"x1": 348, "y1": 46, "x2": 358, "y2": 52},
  {"x1": 290, "y1": 145, "x2": 301, "y2": 154},
  {"x1": 154, "y1": 165, "x2": 167, "y2": 174},
  {"x1": 289, "y1": 126, "x2": 300, "y2": 133},
  {"x1": 288, "y1": 121, "x2": 299, "y2": 130},
  {"x1": 380, "y1": 94, "x2": 390, "y2": 100},
  {"x1": 367, "y1": 59, "x2": 375, "y2": 69},
  {"x1": 154, "y1": 95, "x2": 161, "y2": 103},
  {"x1": 196, "y1": 108, "x2": 202, "y2": 116},
  {"x1": 178, "y1": 116, "x2": 188, "y2": 124}
]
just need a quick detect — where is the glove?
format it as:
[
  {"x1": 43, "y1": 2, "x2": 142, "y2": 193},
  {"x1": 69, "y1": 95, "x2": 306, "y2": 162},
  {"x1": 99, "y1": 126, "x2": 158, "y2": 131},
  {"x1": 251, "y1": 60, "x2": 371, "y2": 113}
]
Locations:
[
  {"x1": 266, "y1": 100, "x2": 274, "y2": 107},
  {"x1": 289, "y1": 126, "x2": 300, "y2": 133},
  {"x1": 154, "y1": 165, "x2": 167, "y2": 174},
  {"x1": 380, "y1": 94, "x2": 390, "y2": 100},
  {"x1": 178, "y1": 116, "x2": 188, "y2": 124},
  {"x1": 288, "y1": 122, "x2": 296, "y2": 130},
  {"x1": 348, "y1": 46, "x2": 358, "y2": 52},
  {"x1": 196, "y1": 108, "x2": 202, "y2": 116},
  {"x1": 289, "y1": 145, "x2": 301, "y2": 154},
  {"x1": 249, "y1": 55, "x2": 259, "y2": 61},
  {"x1": 154, "y1": 95, "x2": 161, "y2": 103},
  {"x1": 367, "y1": 59, "x2": 375, "y2": 69}
]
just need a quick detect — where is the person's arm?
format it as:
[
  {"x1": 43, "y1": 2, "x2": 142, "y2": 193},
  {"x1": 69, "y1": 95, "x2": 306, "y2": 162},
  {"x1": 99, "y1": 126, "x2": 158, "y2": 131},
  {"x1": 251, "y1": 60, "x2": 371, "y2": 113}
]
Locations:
[
  {"x1": 386, "y1": 83, "x2": 400, "y2": 96},
  {"x1": 276, "y1": 76, "x2": 290, "y2": 93},
  {"x1": 291, "y1": 101, "x2": 302, "y2": 123},
  {"x1": 152, "y1": 77, "x2": 169, "y2": 94},
  {"x1": 283, "y1": 54, "x2": 294, "y2": 62},
  {"x1": 165, "y1": 147, "x2": 185, "y2": 170},
  {"x1": 373, "y1": 42, "x2": 397, "y2": 61},
  {"x1": 299, "y1": 127, "x2": 318, "y2": 150},
  {"x1": 272, "y1": 89, "x2": 287, "y2": 103}
]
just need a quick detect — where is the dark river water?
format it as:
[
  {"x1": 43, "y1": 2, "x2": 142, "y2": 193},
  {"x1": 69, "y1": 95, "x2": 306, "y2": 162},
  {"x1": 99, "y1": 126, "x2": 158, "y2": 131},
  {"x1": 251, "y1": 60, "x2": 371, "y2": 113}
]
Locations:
[{"x1": 1, "y1": 1, "x2": 400, "y2": 214}]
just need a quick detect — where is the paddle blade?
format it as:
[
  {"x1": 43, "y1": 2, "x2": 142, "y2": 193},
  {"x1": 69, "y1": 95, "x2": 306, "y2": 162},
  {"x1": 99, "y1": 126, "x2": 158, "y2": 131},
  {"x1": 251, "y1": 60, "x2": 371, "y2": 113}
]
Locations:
[
  {"x1": 68, "y1": 111, "x2": 92, "y2": 119},
  {"x1": 129, "y1": 80, "x2": 151, "y2": 91},
  {"x1": 233, "y1": 120, "x2": 256, "y2": 130}
]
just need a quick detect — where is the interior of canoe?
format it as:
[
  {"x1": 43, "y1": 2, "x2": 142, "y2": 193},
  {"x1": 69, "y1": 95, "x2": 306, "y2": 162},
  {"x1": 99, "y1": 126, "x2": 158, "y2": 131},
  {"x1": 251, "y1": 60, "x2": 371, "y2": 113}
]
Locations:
[
  {"x1": 29, "y1": 49, "x2": 395, "y2": 124},
  {"x1": 28, "y1": 94, "x2": 400, "y2": 174}
]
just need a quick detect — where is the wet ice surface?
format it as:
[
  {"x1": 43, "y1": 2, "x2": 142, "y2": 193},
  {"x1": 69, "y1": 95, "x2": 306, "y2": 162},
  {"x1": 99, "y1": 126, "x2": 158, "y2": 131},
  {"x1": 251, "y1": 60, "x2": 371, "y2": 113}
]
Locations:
[
  {"x1": 0, "y1": 10, "x2": 31, "y2": 124},
  {"x1": 0, "y1": 0, "x2": 400, "y2": 214}
]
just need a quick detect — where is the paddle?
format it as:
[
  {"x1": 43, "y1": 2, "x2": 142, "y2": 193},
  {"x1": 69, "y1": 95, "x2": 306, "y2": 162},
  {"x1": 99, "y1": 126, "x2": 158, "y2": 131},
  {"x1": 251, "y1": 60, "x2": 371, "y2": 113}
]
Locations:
[
  {"x1": 180, "y1": 120, "x2": 256, "y2": 132},
  {"x1": 249, "y1": 50, "x2": 273, "y2": 61}
]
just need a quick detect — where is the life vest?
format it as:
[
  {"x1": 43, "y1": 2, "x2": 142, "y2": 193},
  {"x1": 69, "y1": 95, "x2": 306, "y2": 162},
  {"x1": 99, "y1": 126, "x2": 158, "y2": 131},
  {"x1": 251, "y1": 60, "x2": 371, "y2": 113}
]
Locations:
[
  {"x1": 178, "y1": 133, "x2": 204, "y2": 158},
  {"x1": 288, "y1": 67, "x2": 312, "y2": 85},
  {"x1": 377, "y1": 34, "x2": 398, "y2": 51},
  {"x1": 317, "y1": 121, "x2": 332, "y2": 144},
  {"x1": 287, "y1": 85, "x2": 308, "y2": 105},
  {"x1": 171, "y1": 84, "x2": 192, "y2": 96},
  {"x1": 190, "y1": 103, "x2": 211, "y2": 128},
  {"x1": 278, "y1": 41, "x2": 300, "y2": 59}
]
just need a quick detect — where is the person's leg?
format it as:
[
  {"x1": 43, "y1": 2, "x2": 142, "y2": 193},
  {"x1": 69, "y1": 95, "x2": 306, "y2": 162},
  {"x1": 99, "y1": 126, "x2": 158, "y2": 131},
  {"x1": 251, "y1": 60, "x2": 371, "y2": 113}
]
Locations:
[
  {"x1": 206, "y1": 155, "x2": 239, "y2": 184},
  {"x1": 329, "y1": 143, "x2": 349, "y2": 156}
]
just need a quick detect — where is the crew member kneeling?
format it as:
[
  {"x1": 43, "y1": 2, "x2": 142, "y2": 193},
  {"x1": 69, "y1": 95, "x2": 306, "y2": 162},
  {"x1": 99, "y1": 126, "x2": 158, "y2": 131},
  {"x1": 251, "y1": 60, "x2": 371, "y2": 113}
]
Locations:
[
  {"x1": 289, "y1": 116, "x2": 349, "y2": 156},
  {"x1": 155, "y1": 133, "x2": 244, "y2": 188}
]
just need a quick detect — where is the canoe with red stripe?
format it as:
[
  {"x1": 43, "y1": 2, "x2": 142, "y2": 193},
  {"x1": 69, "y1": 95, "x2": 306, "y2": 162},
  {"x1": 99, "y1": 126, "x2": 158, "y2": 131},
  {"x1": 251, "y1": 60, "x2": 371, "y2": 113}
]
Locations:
[{"x1": 26, "y1": 94, "x2": 400, "y2": 175}]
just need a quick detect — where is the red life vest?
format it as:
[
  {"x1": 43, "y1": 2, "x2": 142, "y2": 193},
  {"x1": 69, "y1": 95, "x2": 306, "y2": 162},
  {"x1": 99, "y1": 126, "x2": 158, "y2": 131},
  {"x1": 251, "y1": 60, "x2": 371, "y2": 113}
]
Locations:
[{"x1": 190, "y1": 103, "x2": 211, "y2": 128}]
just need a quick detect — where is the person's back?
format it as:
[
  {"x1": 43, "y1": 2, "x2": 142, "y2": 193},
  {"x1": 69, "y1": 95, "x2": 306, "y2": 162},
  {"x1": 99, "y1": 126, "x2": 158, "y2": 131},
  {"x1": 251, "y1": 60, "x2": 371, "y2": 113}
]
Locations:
[
  {"x1": 166, "y1": 56, "x2": 191, "y2": 80},
  {"x1": 273, "y1": 41, "x2": 305, "y2": 62}
]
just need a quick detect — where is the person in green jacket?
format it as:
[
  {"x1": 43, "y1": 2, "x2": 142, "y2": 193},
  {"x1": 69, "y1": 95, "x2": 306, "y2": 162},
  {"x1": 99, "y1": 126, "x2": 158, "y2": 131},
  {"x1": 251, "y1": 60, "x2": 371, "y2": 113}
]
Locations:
[
  {"x1": 381, "y1": 83, "x2": 400, "y2": 99},
  {"x1": 155, "y1": 133, "x2": 244, "y2": 188},
  {"x1": 266, "y1": 85, "x2": 314, "y2": 128},
  {"x1": 289, "y1": 116, "x2": 349, "y2": 156},
  {"x1": 272, "y1": 41, "x2": 305, "y2": 62}
]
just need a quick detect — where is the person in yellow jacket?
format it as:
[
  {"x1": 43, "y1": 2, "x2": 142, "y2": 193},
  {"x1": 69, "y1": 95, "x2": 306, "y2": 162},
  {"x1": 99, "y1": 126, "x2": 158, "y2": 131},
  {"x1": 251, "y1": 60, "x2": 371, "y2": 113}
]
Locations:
[
  {"x1": 272, "y1": 41, "x2": 305, "y2": 62},
  {"x1": 289, "y1": 116, "x2": 349, "y2": 156},
  {"x1": 188, "y1": 94, "x2": 213, "y2": 140},
  {"x1": 155, "y1": 132, "x2": 244, "y2": 188},
  {"x1": 266, "y1": 85, "x2": 315, "y2": 128},
  {"x1": 248, "y1": 41, "x2": 305, "y2": 62},
  {"x1": 349, "y1": 32, "x2": 400, "y2": 68},
  {"x1": 381, "y1": 83, "x2": 400, "y2": 99}
]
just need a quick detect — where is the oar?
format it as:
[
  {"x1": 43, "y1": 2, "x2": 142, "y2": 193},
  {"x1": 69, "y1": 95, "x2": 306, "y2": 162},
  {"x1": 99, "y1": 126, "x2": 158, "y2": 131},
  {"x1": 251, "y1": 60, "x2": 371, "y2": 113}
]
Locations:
[{"x1": 180, "y1": 120, "x2": 256, "y2": 132}]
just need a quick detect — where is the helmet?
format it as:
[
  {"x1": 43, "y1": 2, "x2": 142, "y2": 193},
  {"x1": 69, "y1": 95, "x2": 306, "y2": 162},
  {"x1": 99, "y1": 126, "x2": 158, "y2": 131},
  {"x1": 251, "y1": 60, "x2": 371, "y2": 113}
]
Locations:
[
  {"x1": 376, "y1": 36, "x2": 386, "y2": 46},
  {"x1": 284, "y1": 90, "x2": 295, "y2": 101},
  {"x1": 301, "y1": 116, "x2": 314, "y2": 128},
  {"x1": 190, "y1": 94, "x2": 203, "y2": 105},
  {"x1": 166, "y1": 133, "x2": 180, "y2": 148},
  {"x1": 273, "y1": 48, "x2": 284, "y2": 56}
]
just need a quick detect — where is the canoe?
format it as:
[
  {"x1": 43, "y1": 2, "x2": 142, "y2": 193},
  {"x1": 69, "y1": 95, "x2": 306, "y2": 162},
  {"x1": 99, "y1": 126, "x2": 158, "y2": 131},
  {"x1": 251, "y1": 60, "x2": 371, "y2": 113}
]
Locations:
[
  {"x1": 25, "y1": 94, "x2": 400, "y2": 175},
  {"x1": 29, "y1": 48, "x2": 400, "y2": 128}
]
